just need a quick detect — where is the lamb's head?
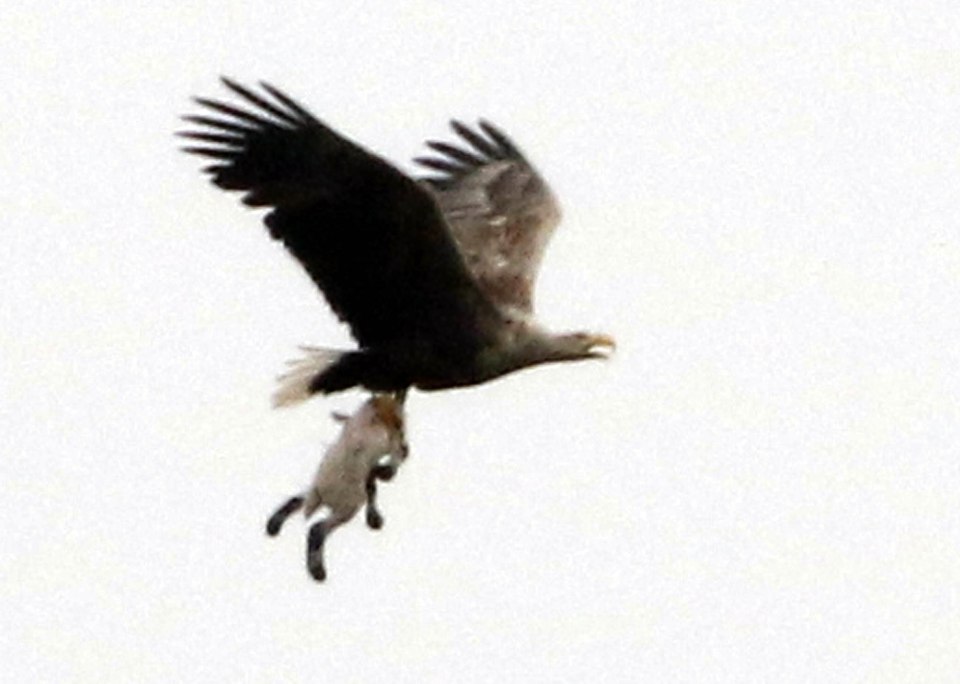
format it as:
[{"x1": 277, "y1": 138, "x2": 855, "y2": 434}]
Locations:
[
  {"x1": 369, "y1": 394, "x2": 408, "y2": 473},
  {"x1": 370, "y1": 395, "x2": 404, "y2": 431},
  {"x1": 327, "y1": 394, "x2": 408, "y2": 478}
]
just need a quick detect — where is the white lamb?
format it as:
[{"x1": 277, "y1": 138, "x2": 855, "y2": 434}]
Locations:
[{"x1": 266, "y1": 394, "x2": 408, "y2": 581}]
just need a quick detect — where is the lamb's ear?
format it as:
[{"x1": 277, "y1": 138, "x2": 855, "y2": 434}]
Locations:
[{"x1": 331, "y1": 411, "x2": 350, "y2": 423}]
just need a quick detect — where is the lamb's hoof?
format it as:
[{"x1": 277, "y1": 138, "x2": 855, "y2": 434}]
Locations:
[
  {"x1": 265, "y1": 514, "x2": 284, "y2": 537},
  {"x1": 308, "y1": 560, "x2": 327, "y2": 582},
  {"x1": 266, "y1": 496, "x2": 304, "y2": 537},
  {"x1": 307, "y1": 546, "x2": 327, "y2": 582},
  {"x1": 307, "y1": 525, "x2": 327, "y2": 581},
  {"x1": 373, "y1": 464, "x2": 397, "y2": 482},
  {"x1": 366, "y1": 509, "x2": 384, "y2": 530}
]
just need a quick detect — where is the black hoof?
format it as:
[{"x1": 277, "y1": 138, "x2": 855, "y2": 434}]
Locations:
[
  {"x1": 307, "y1": 524, "x2": 327, "y2": 581},
  {"x1": 308, "y1": 559, "x2": 327, "y2": 582},
  {"x1": 266, "y1": 514, "x2": 284, "y2": 537},
  {"x1": 373, "y1": 464, "x2": 397, "y2": 481},
  {"x1": 366, "y1": 509, "x2": 384, "y2": 530},
  {"x1": 266, "y1": 496, "x2": 304, "y2": 537}
]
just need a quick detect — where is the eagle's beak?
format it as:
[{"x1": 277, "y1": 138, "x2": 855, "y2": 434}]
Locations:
[{"x1": 588, "y1": 333, "x2": 616, "y2": 358}]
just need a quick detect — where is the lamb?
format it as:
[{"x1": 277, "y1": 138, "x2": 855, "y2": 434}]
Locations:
[{"x1": 266, "y1": 394, "x2": 409, "y2": 581}]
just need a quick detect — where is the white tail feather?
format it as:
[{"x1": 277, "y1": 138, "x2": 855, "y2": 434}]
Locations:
[{"x1": 272, "y1": 346, "x2": 345, "y2": 408}]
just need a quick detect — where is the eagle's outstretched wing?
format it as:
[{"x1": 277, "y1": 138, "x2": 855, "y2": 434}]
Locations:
[
  {"x1": 180, "y1": 79, "x2": 497, "y2": 350},
  {"x1": 415, "y1": 121, "x2": 562, "y2": 315}
]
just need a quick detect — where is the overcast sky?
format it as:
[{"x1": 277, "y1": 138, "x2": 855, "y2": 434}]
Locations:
[{"x1": 3, "y1": 2, "x2": 959, "y2": 682}]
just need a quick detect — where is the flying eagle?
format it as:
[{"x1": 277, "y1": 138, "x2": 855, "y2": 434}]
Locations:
[{"x1": 180, "y1": 79, "x2": 614, "y2": 403}]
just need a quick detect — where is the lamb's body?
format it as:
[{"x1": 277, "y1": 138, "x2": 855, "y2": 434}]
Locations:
[{"x1": 266, "y1": 395, "x2": 408, "y2": 581}]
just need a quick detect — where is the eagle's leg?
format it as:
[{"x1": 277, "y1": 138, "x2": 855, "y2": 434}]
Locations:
[
  {"x1": 365, "y1": 472, "x2": 384, "y2": 530},
  {"x1": 306, "y1": 520, "x2": 329, "y2": 581},
  {"x1": 266, "y1": 495, "x2": 304, "y2": 537}
]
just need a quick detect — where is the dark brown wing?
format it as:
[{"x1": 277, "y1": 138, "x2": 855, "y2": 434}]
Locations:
[
  {"x1": 180, "y1": 79, "x2": 498, "y2": 350},
  {"x1": 415, "y1": 121, "x2": 562, "y2": 315}
]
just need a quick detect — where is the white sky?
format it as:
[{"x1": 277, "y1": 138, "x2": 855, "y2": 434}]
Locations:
[{"x1": 3, "y1": 1, "x2": 960, "y2": 681}]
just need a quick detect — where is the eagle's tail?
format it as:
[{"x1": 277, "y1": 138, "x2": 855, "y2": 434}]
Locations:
[{"x1": 272, "y1": 346, "x2": 348, "y2": 407}]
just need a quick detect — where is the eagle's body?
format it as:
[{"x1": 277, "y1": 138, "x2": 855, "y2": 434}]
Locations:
[{"x1": 180, "y1": 79, "x2": 613, "y2": 401}]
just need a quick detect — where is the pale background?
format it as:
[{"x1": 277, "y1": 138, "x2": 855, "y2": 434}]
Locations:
[{"x1": 3, "y1": 2, "x2": 959, "y2": 682}]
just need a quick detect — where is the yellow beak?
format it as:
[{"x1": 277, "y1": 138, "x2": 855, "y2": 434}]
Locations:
[{"x1": 588, "y1": 333, "x2": 616, "y2": 358}]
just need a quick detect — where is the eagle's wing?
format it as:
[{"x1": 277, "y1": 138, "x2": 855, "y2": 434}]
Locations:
[
  {"x1": 180, "y1": 79, "x2": 497, "y2": 350},
  {"x1": 415, "y1": 121, "x2": 562, "y2": 316}
]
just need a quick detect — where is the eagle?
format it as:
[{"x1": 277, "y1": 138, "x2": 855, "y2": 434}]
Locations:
[{"x1": 180, "y1": 78, "x2": 614, "y2": 404}]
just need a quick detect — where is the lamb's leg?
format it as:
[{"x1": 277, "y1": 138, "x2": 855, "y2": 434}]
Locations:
[
  {"x1": 266, "y1": 495, "x2": 304, "y2": 537},
  {"x1": 372, "y1": 463, "x2": 397, "y2": 481},
  {"x1": 306, "y1": 520, "x2": 329, "y2": 582},
  {"x1": 365, "y1": 472, "x2": 384, "y2": 530}
]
